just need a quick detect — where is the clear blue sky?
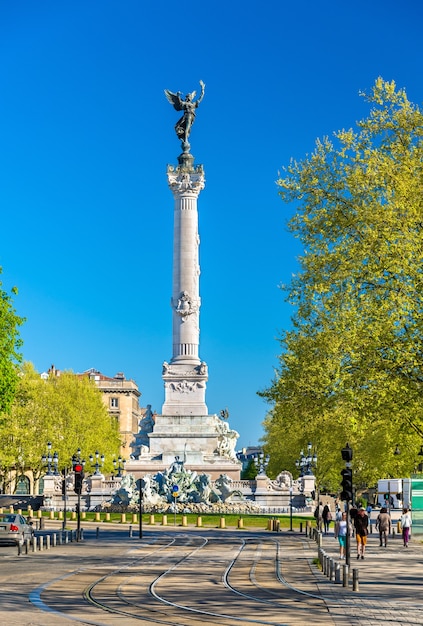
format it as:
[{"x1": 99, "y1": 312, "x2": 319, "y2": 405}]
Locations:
[{"x1": 0, "y1": 1, "x2": 422, "y2": 449}]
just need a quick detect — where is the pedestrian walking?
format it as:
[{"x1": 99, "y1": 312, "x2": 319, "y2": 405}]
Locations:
[
  {"x1": 401, "y1": 508, "x2": 412, "y2": 547},
  {"x1": 314, "y1": 501, "x2": 324, "y2": 532},
  {"x1": 334, "y1": 511, "x2": 351, "y2": 559},
  {"x1": 322, "y1": 504, "x2": 332, "y2": 534},
  {"x1": 354, "y1": 506, "x2": 369, "y2": 559},
  {"x1": 375, "y1": 506, "x2": 391, "y2": 547}
]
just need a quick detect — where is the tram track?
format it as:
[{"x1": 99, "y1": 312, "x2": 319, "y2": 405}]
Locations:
[{"x1": 29, "y1": 532, "x2": 342, "y2": 625}]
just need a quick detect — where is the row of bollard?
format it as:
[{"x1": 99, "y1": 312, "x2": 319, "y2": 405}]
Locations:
[
  {"x1": 17, "y1": 529, "x2": 83, "y2": 556},
  {"x1": 318, "y1": 546, "x2": 359, "y2": 590},
  {"x1": 316, "y1": 536, "x2": 359, "y2": 591}
]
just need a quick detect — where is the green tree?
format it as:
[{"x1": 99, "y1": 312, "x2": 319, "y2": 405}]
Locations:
[
  {"x1": 261, "y1": 78, "x2": 423, "y2": 490},
  {"x1": 241, "y1": 458, "x2": 258, "y2": 480},
  {"x1": 0, "y1": 268, "x2": 24, "y2": 414},
  {"x1": 0, "y1": 363, "x2": 121, "y2": 490}
]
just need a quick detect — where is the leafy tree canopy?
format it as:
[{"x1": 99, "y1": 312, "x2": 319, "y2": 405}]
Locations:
[
  {"x1": 0, "y1": 268, "x2": 24, "y2": 414},
  {"x1": 260, "y1": 78, "x2": 423, "y2": 491},
  {"x1": 0, "y1": 362, "x2": 121, "y2": 487}
]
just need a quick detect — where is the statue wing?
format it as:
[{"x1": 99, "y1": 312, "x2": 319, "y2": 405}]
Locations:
[{"x1": 164, "y1": 89, "x2": 184, "y2": 111}]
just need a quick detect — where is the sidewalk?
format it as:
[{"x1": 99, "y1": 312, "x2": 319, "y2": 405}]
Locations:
[{"x1": 308, "y1": 528, "x2": 423, "y2": 625}]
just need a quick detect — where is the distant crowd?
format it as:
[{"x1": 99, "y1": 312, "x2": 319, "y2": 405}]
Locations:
[{"x1": 314, "y1": 500, "x2": 412, "y2": 559}]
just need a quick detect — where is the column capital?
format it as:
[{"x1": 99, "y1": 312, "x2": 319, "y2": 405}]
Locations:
[{"x1": 167, "y1": 164, "x2": 205, "y2": 198}]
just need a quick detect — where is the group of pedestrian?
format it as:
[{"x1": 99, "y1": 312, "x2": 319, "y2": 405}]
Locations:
[
  {"x1": 321, "y1": 501, "x2": 414, "y2": 559},
  {"x1": 314, "y1": 501, "x2": 334, "y2": 534}
]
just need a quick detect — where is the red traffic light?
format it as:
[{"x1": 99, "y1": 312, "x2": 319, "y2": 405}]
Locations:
[{"x1": 74, "y1": 464, "x2": 83, "y2": 473}]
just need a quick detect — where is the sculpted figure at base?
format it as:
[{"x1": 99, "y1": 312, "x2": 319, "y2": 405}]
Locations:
[{"x1": 165, "y1": 81, "x2": 205, "y2": 149}]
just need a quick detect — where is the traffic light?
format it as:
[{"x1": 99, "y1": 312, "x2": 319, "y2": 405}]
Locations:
[
  {"x1": 341, "y1": 443, "x2": 353, "y2": 462},
  {"x1": 73, "y1": 462, "x2": 84, "y2": 495},
  {"x1": 340, "y1": 468, "x2": 353, "y2": 501}
]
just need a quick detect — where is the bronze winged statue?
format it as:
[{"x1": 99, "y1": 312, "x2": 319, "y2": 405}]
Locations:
[{"x1": 164, "y1": 80, "x2": 205, "y2": 149}]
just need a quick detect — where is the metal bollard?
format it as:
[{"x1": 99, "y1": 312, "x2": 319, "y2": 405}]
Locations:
[
  {"x1": 300, "y1": 521, "x2": 303, "y2": 533},
  {"x1": 52, "y1": 533, "x2": 57, "y2": 547},
  {"x1": 25, "y1": 539, "x2": 30, "y2": 554},
  {"x1": 129, "y1": 525, "x2": 133, "y2": 537},
  {"x1": 64, "y1": 532, "x2": 68, "y2": 544},
  {"x1": 39, "y1": 536, "x2": 44, "y2": 551},
  {"x1": 329, "y1": 558, "x2": 334, "y2": 581},
  {"x1": 342, "y1": 563, "x2": 348, "y2": 587},
  {"x1": 335, "y1": 562, "x2": 341, "y2": 584},
  {"x1": 46, "y1": 535, "x2": 51, "y2": 550},
  {"x1": 352, "y1": 568, "x2": 359, "y2": 591},
  {"x1": 58, "y1": 531, "x2": 63, "y2": 545},
  {"x1": 96, "y1": 526, "x2": 100, "y2": 538},
  {"x1": 80, "y1": 528, "x2": 84, "y2": 541},
  {"x1": 32, "y1": 536, "x2": 37, "y2": 552}
]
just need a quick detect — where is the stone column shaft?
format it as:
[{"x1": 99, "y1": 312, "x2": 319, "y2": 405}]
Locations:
[{"x1": 162, "y1": 164, "x2": 208, "y2": 416}]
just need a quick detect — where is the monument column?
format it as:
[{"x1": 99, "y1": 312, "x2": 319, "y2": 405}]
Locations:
[
  {"x1": 125, "y1": 82, "x2": 241, "y2": 478},
  {"x1": 161, "y1": 162, "x2": 208, "y2": 416}
]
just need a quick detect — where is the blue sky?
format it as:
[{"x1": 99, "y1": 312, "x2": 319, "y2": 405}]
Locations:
[{"x1": 0, "y1": 1, "x2": 422, "y2": 449}]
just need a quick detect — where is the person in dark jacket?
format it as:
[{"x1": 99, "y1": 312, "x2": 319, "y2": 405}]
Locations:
[
  {"x1": 322, "y1": 504, "x2": 332, "y2": 534},
  {"x1": 376, "y1": 507, "x2": 391, "y2": 547},
  {"x1": 354, "y1": 507, "x2": 369, "y2": 559}
]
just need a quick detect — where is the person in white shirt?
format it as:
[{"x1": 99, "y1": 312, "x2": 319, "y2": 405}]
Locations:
[{"x1": 401, "y1": 508, "x2": 412, "y2": 547}]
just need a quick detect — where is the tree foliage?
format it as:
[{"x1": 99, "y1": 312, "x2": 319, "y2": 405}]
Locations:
[
  {"x1": 0, "y1": 268, "x2": 24, "y2": 414},
  {"x1": 261, "y1": 79, "x2": 423, "y2": 491},
  {"x1": 0, "y1": 363, "x2": 121, "y2": 489},
  {"x1": 241, "y1": 459, "x2": 258, "y2": 480}
]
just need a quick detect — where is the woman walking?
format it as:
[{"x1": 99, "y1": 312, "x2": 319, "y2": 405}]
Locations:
[
  {"x1": 401, "y1": 508, "x2": 412, "y2": 547},
  {"x1": 334, "y1": 511, "x2": 350, "y2": 559}
]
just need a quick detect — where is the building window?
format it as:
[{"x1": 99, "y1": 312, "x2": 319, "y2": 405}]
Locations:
[{"x1": 110, "y1": 397, "x2": 119, "y2": 409}]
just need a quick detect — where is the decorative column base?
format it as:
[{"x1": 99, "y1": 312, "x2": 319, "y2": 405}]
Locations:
[{"x1": 162, "y1": 360, "x2": 208, "y2": 416}]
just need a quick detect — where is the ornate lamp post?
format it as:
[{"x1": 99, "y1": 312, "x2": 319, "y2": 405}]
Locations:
[
  {"x1": 89, "y1": 451, "x2": 105, "y2": 476},
  {"x1": 113, "y1": 456, "x2": 126, "y2": 478},
  {"x1": 289, "y1": 486, "x2": 294, "y2": 532},
  {"x1": 256, "y1": 451, "x2": 270, "y2": 476},
  {"x1": 42, "y1": 442, "x2": 59, "y2": 476},
  {"x1": 295, "y1": 442, "x2": 317, "y2": 477}
]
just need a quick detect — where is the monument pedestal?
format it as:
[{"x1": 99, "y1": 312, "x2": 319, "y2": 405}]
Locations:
[{"x1": 127, "y1": 411, "x2": 241, "y2": 480}]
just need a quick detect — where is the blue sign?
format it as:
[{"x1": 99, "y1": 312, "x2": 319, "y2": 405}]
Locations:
[{"x1": 172, "y1": 485, "x2": 179, "y2": 493}]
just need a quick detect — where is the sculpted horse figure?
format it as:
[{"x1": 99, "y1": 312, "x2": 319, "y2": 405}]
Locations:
[{"x1": 212, "y1": 474, "x2": 243, "y2": 503}]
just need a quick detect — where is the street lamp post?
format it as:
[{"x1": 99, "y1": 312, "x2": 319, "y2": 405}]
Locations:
[
  {"x1": 289, "y1": 487, "x2": 293, "y2": 532},
  {"x1": 139, "y1": 486, "x2": 143, "y2": 539},
  {"x1": 113, "y1": 456, "x2": 126, "y2": 477},
  {"x1": 256, "y1": 451, "x2": 269, "y2": 476},
  {"x1": 42, "y1": 442, "x2": 59, "y2": 476},
  {"x1": 295, "y1": 442, "x2": 317, "y2": 477},
  {"x1": 341, "y1": 443, "x2": 353, "y2": 567},
  {"x1": 296, "y1": 442, "x2": 318, "y2": 519},
  {"x1": 89, "y1": 451, "x2": 105, "y2": 476}
]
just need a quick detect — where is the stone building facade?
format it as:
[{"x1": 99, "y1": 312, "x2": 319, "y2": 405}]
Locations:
[{"x1": 78, "y1": 368, "x2": 143, "y2": 459}]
